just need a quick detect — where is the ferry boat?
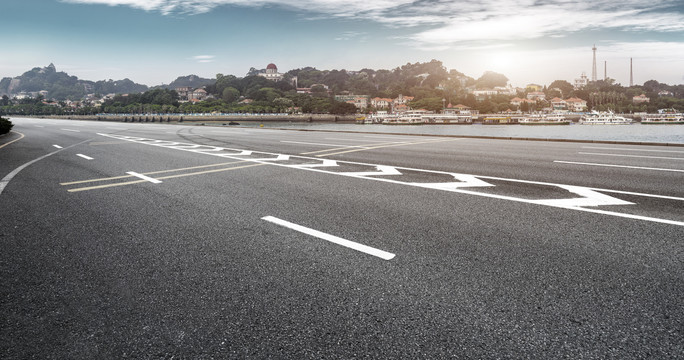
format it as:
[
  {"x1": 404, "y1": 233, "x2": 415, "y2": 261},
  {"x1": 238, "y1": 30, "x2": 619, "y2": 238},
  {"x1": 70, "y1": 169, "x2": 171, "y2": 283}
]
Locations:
[
  {"x1": 421, "y1": 113, "x2": 473, "y2": 125},
  {"x1": 382, "y1": 113, "x2": 424, "y2": 125},
  {"x1": 482, "y1": 116, "x2": 517, "y2": 125},
  {"x1": 519, "y1": 113, "x2": 570, "y2": 125},
  {"x1": 641, "y1": 109, "x2": 684, "y2": 124},
  {"x1": 579, "y1": 111, "x2": 632, "y2": 125}
]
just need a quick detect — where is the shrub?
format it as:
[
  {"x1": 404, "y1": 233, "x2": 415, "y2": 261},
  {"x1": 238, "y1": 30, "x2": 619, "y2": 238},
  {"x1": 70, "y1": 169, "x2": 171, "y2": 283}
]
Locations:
[{"x1": 0, "y1": 117, "x2": 13, "y2": 135}]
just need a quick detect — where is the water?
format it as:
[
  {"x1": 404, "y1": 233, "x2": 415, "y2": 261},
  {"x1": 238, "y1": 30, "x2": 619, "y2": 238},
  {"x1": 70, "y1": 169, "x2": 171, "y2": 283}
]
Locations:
[{"x1": 244, "y1": 122, "x2": 684, "y2": 144}]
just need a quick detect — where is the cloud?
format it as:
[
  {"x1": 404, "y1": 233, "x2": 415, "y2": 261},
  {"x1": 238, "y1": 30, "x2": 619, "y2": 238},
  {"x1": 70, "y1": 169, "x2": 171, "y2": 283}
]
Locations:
[
  {"x1": 192, "y1": 55, "x2": 215, "y2": 63},
  {"x1": 62, "y1": 0, "x2": 684, "y2": 45}
]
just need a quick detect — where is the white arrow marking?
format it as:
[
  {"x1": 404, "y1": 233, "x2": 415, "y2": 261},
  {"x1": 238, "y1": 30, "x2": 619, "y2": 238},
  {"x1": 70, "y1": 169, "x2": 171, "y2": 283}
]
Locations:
[
  {"x1": 341, "y1": 165, "x2": 402, "y2": 177},
  {"x1": 412, "y1": 174, "x2": 494, "y2": 189},
  {"x1": 291, "y1": 159, "x2": 338, "y2": 168},
  {"x1": 531, "y1": 185, "x2": 634, "y2": 208}
]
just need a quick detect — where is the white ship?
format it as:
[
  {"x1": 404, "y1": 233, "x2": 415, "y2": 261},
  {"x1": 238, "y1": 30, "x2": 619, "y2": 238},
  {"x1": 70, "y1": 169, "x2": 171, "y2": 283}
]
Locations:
[
  {"x1": 519, "y1": 113, "x2": 570, "y2": 125},
  {"x1": 580, "y1": 111, "x2": 632, "y2": 125},
  {"x1": 641, "y1": 109, "x2": 684, "y2": 125}
]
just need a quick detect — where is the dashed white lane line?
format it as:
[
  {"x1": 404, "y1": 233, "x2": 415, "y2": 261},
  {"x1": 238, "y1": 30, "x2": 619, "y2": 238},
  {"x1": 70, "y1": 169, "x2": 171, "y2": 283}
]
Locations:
[
  {"x1": 126, "y1": 171, "x2": 162, "y2": 184},
  {"x1": 62, "y1": 129, "x2": 81, "y2": 132},
  {"x1": 262, "y1": 216, "x2": 396, "y2": 260},
  {"x1": 578, "y1": 152, "x2": 684, "y2": 161},
  {"x1": 76, "y1": 154, "x2": 94, "y2": 160},
  {"x1": 555, "y1": 160, "x2": 684, "y2": 173},
  {"x1": 53, "y1": 145, "x2": 63, "y2": 149}
]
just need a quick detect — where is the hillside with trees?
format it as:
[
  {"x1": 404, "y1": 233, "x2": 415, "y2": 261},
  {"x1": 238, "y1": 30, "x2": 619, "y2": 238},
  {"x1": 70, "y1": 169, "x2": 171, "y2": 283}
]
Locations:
[{"x1": 1, "y1": 60, "x2": 683, "y2": 116}]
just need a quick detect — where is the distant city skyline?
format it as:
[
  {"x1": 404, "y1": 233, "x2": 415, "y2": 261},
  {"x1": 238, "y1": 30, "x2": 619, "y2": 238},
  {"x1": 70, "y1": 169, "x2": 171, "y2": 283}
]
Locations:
[{"x1": 2, "y1": 0, "x2": 683, "y2": 87}]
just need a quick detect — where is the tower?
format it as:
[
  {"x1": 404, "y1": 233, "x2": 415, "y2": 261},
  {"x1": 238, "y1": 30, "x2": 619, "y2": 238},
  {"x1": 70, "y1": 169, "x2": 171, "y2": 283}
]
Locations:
[
  {"x1": 630, "y1": 58, "x2": 633, "y2": 87},
  {"x1": 604, "y1": 61, "x2": 607, "y2": 81},
  {"x1": 591, "y1": 44, "x2": 597, "y2": 82}
]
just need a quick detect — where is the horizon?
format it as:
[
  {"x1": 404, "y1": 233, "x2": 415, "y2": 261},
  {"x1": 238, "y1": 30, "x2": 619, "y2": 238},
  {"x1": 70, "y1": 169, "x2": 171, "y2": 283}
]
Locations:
[{"x1": 2, "y1": 0, "x2": 683, "y2": 87}]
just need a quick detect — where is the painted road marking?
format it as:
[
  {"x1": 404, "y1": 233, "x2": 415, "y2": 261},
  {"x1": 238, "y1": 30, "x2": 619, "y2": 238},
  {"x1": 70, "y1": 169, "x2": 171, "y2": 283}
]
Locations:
[
  {"x1": 96, "y1": 133, "x2": 684, "y2": 227},
  {"x1": 281, "y1": 140, "x2": 369, "y2": 148},
  {"x1": 61, "y1": 161, "x2": 248, "y2": 186},
  {"x1": 262, "y1": 216, "x2": 395, "y2": 260},
  {"x1": 53, "y1": 145, "x2": 63, "y2": 149},
  {"x1": 62, "y1": 129, "x2": 81, "y2": 132},
  {"x1": 582, "y1": 146, "x2": 684, "y2": 154},
  {"x1": 315, "y1": 138, "x2": 458, "y2": 157},
  {"x1": 0, "y1": 131, "x2": 25, "y2": 150},
  {"x1": 126, "y1": 172, "x2": 162, "y2": 184},
  {"x1": 1, "y1": 139, "x2": 91, "y2": 195},
  {"x1": 66, "y1": 164, "x2": 263, "y2": 192},
  {"x1": 578, "y1": 152, "x2": 684, "y2": 161},
  {"x1": 76, "y1": 154, "x2": 94, "y2": 160},
  {"x1": 555, "y1": 160, "x2": 684, "y2": 173}
]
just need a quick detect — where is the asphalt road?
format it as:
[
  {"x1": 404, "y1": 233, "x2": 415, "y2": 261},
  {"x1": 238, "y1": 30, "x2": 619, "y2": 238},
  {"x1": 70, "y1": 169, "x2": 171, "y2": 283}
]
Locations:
[{"x1": 1, "y1": 117, "x2": 683, "y2": 359}]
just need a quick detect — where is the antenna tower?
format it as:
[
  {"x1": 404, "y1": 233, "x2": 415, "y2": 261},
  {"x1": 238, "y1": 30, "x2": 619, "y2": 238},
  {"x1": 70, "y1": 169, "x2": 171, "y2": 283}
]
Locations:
[
  {"x1": 630, "y1": 58, "x2": 633, "y2": 87},
  {"x1": 591, "y1": 44, "x2": 597, "y2": 82}
]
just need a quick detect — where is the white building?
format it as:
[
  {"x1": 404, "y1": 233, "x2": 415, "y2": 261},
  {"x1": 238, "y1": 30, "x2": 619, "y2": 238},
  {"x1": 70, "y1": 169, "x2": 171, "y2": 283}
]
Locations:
[{"x1": 258, "y1": 63, "x2": 284, "y2": 82}]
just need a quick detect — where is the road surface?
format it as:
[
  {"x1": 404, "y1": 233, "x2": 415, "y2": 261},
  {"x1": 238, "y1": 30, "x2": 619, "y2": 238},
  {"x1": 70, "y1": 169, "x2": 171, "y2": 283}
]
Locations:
[{"x1": 1, "y1": 118, "x2": 683, "y2": 358}]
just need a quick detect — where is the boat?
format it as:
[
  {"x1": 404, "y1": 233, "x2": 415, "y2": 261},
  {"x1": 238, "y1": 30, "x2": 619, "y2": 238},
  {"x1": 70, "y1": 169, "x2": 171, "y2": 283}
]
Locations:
[
  {"x1": 382, "y1": 113, "x2": 424, "y2": 125},
  {"x1": 482, "y1": 116, "x2": 517, "y2": 125},
  {"x1": 421, "y1": 112, "x2": 473, "y2": 125},
  {"x1": 641, "y1": 109, "x2": 684, "y2": 124},
  {"x1": 579, "y1": 111, "x2": 632, "y2": 125},
  {"x1": 519, "y1": 113, "x2": 570, "y2": 125}
]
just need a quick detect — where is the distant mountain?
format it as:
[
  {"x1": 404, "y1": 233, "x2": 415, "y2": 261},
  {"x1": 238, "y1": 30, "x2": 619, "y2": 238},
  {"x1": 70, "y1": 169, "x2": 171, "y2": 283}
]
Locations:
[
  {"x1": 163, "y1": 75, "x2": 215, "y2": 90},
  {"x1": 0, "y1": 64, "x2": 148, "y2": 100}
]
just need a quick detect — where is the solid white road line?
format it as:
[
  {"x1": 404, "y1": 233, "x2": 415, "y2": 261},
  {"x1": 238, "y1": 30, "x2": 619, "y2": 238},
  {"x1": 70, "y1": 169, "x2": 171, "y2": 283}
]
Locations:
[
  {"x1": 0, "y1": 140, "x2": 91, "y2": 195},
  {"x1": 53, "y1": 145, "x2": 63, "y2": 149},
  {"x1": 262, "y1": 216, "x2": 395, "y2": 260},
  {"x1": 582, "y1": 146, "x2": 684, "y2": 154},
  {"x1": 126, "y1": 171, "x2": 162, "y2": 184},
  {"x1": 281, "y1": 140, "x2": 368, "y2": 148},
  {"x1": 61, "y1": 129, "x2": 81, "y2": 132},
  {"x1": 578, "y1": 152, "x2": 684, "y2": 161},
  {"x1": 76, "y1": 154, "x2": 94, "y2": 160},
  {"x1": 555, "y1": 160, "x2": 684, "y2": 173}
]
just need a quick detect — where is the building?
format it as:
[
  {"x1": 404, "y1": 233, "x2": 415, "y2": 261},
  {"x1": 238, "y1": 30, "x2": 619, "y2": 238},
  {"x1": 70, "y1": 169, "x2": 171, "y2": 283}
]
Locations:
[
  {"x1": 258, "y1": 63, "x2": 285, "y2": 82},
  {"x1": 574, "y1": 72, "x2": 589, "y2": 90},
  {"x1": 334, "y1": 94, "x2": 370, "y2": 110},
  {"x1": 175, "y1": 86, "x2": 192, "y2": 100},
  {"x1": 527, "y1": 91, "x2": 546, "y2": 101},
  {"x1": 565, "y1": 97, "x2": 588, "y2": 112},
  {"x1": 632, "y1": 94, "x2": 650, "y2": 104},
  {"x1": 550, "y1": 97, "x2": 566, "y2": 110},
  {"x1": 189, "y1": 88, "x2": 207, "y2": 101},
  {"x1": 393, "y1": 94, "x2": 414, "y2": 105},
  {"x1": 658, "y1": 90, "x2": 674, "y2": 97},
  {"x1": 371, "y1": 97, "x2": 393, "y2": 109},
  {"x1": 526, "y1": 84, "x2": 543, "y2": 92}
]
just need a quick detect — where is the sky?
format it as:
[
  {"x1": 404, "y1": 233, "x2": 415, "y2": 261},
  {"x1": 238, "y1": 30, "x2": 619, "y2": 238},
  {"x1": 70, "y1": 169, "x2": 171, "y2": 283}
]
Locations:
[{"x1": 2, "y1": 0, "x2": 683, "y2": 88}]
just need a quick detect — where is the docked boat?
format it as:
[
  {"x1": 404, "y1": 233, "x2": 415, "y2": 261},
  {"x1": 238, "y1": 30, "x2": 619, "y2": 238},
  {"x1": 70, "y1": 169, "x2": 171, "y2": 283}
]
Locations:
[
  {"x1": 421, "y1": 113, "x2": 473, "y2": 125},
  {"x1": 641, "y1": 109, "x2": 684, "y2": 124},
  {"x1": 482, "y1": 116, "x2": 517, "y2": 125},
  {"x1": 382, "y1": 113, "x2": 424, "y2": 125},
  {"x1": 519, "y1": 113, "x2": 570, "y2": 125},
  {"x1": 580, "y1": 111, "x2": 632, "y2": 125}
]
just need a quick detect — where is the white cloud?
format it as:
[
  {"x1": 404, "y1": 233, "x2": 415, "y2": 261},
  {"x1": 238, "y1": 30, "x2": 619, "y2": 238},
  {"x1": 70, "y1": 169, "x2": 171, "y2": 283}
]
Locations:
[
  {"x1": 62, "y1": 0, "x2": 684, "y2": 46},
  {"x1": 192, "y1": 55, "x2": 215, "y2": 63}
]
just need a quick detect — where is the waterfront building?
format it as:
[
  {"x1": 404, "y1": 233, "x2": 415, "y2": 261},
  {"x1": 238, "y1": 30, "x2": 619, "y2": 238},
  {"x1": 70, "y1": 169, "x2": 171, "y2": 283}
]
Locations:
[
  {"x1": 565, "y1": 97, "x2": 588, "y2": 112},
  {"x1": 371, "y1": 97, "x2": 393, "y2": 109},
  {"x1": 550, "y1": 97, "x2": 566, "y2": 110},
  {"x1": 334, "y1": 94, "x2": 370, "y2": 110}
]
